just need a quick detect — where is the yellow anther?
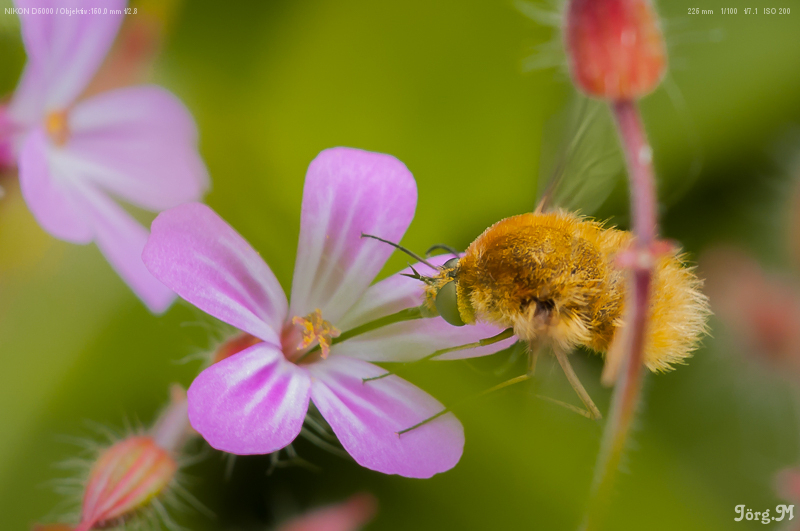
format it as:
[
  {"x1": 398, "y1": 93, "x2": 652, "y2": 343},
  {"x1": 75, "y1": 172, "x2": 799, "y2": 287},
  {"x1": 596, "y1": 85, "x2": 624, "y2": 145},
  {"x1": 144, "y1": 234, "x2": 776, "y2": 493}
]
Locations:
[
  {"x1": 45, "y1": 110, "x2": 70, "y2": 146},
  {"x1": 292, "y1": 308, "x2": 341, "y2": 359}
]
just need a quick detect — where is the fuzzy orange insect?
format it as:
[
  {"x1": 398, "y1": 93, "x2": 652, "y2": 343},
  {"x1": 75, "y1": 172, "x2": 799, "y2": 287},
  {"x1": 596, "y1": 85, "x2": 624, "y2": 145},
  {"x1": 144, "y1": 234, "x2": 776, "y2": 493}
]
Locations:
[{"x1": 423, "y1": 209, "x2": 710, "y2": 418}]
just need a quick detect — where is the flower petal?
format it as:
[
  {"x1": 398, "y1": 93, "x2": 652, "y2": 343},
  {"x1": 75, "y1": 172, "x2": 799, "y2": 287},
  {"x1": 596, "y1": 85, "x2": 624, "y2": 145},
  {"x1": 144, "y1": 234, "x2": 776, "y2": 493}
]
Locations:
[
  {"x1": 67, "y1": 86, "x2": 209, "y2": 211},
  {"x1": 336, "y1": 256, "x2": 515, "y2": 362},
  {"x1": 6, "y1": 61, "x2": 47, "y2": 131},
  {"x1": 17, "y1": 128, "x2": 93, "y2": 243},
  {"x1": 82, "y1": 188, "x2": 176, "y2": 313},
  {"x1": 290, "y1": 147, "x2": 417, "y2": 323},
  {"x1": 188, "y1": 343, "x2": 311, "y2": 455},
  {"x1": 143, "y1": 203, "x2": 288, "y2": 344},
  {"x1": 13, "y1": 0, "x2": 125, "y2": 109},
  {"x1": 336, "y1": 255, "x2": 450, "y2": 331},
  {"x1": 19, "y1": 129, "x2": 176, "y2": 312},
  {"x1": 309, "y1": 355, "x2": 464, "y2": 478}
]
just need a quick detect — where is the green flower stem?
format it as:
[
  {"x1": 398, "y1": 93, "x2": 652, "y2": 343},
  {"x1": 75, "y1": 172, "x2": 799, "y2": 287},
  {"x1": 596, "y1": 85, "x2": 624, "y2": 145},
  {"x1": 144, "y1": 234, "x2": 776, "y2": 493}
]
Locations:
[{"x1": 582, "y1": 99, "x2": 658, "y2": 530}]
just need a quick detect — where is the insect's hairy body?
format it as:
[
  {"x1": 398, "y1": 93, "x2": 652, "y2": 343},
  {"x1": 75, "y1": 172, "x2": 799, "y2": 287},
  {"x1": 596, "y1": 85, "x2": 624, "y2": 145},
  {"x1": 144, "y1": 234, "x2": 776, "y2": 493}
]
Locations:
[
  {"x1": 455, "y1": 211, "x2": 626, "y2": 353},
  {"x1": 427, "y1": 210, "x2": 709, "y2": 372}
]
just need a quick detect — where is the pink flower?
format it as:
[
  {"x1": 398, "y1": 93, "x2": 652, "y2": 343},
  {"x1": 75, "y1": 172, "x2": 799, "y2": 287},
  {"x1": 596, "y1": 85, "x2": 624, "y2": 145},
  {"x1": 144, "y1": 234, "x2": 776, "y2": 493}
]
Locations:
[
  {"x1": 2, "y1": 0, "x2": 208, "y2": 312},
  {"x1": 276, "y1": 493, "x2": 378, "y2": 531},
  {"x1": 701, "y1": 246, "x2": 800, "y2": 374},
  {"x1": 775, "y1": 468, "x2": 800, "y2": 531},
  {"x1": 143, "y1": 147, "x2": 513, "y2": 478}
]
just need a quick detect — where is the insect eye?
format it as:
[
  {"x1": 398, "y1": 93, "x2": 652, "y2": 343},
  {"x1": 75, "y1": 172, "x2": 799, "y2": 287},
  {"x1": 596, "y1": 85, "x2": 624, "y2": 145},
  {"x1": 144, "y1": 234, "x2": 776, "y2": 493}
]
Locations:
[
  {"x1": 443, "y1": 257, "x2": 460, "y2": 270},
  {"x1": 435, "y1": 280, "x2": 465, "y2": 327}
]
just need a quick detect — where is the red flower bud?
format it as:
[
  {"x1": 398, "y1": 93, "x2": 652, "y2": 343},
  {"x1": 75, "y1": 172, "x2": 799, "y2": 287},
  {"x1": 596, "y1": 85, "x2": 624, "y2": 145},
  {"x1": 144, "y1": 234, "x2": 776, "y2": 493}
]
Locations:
[
  {"x1": 564, "y1": 0, "x2": 667, "y2": 100},
  {"x1": 76, "y1": 436, "x2": 177, "y2": 531}
]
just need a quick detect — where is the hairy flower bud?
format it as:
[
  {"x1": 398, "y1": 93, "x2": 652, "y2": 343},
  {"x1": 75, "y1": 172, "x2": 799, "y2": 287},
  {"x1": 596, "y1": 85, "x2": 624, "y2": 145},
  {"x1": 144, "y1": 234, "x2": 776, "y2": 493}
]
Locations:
[
  {"x1": 76, "y1": 436, "x2": 177, "y2": 531},
  {"x1": 34, "y1": 387, "x2": 193, "y2": 531},
  {"x1": 564, "y1": 0, "x2": 667, "y2": 100}
]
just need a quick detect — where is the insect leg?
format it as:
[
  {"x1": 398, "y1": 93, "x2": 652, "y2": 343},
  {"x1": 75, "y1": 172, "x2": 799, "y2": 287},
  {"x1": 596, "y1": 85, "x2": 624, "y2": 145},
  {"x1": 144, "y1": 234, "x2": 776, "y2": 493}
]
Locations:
[
  {"x1": 527, "y1": 343, "x2": 544, "y2": 376},
  {"x1": 398, "y1": 354, "x2": 600, "y2": 435},
  {"x1": 534, "y1": 394, "x2": 594, "y2": 419},
  {"x1": 363, "y1": 328, "x2": 515, "y2": 383},
  {"x1": 553, "y1": 347, "x2": 603, "y2": 420},
  {"x1": 396, "y1": 374, "x2": 531, "y2": 436}
]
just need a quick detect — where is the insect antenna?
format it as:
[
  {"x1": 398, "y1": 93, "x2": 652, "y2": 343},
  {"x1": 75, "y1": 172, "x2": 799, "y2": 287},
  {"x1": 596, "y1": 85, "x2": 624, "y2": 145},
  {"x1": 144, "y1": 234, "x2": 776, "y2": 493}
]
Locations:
[
  {"x1": 361, "y1": 233, "x2": 438, "y2": 269},
  {"x1": 400, "y1": 264, "x2": 436, "y2": 285},
  {"x1": 426, "y1": 243, "x2": 460, "y2": 258}
]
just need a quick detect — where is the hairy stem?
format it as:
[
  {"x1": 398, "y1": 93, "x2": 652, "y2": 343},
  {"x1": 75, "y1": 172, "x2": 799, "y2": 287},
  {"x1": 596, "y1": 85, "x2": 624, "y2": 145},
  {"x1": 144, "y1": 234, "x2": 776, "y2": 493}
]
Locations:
[
  {"x1": 613, "y1": 100, "x2": 658, "y2": 245},
  {"x1": 582, "y1": 99, "x2": 658, "y2": 530}
]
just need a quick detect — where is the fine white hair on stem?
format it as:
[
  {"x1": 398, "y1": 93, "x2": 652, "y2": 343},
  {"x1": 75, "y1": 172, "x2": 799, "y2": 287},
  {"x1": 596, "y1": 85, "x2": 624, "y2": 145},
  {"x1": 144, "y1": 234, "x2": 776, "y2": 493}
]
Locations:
[
  {"x1": 170, "y1": 480, "x2": 215, "y2": 519},
  {"x1": 303, "y1": 413, "x2": 340, "y2": 444},
  {"x1": 175, "y1": 319, "x2": 251, "y2": 367},
  {"x1": 54, "y1": 433, "x2": 106, "y2": 455},
  {"x1": 176, "y1": 443, "x2": 212, "y2": 469},
  {"x1": 151, "y1": 497, "x2": 183, "y2": 531},
  {"x1": 299, "y1": 428, "x2": 351, "y2": 460},
  {"x1": 515, "y1": 1, "x2": 570, "y2": 74},
  {"x1": 82, "y1": 418, "x2": 125, "y2": 445},
  {"x1": 266, "y1": 444, "x2": 324, "y2": 474},
  {"x1": 172, "y1": 305, "x2": 243, "y2": 367},
  {"x1": 661, "y1": 15, "x2": 725, "y2": 49},
  {"x1": 223, "y1": 452, "x2": 237, "y2": 481},
  {"x1": 514, "y1": 0, "x2": 562, "y2": 27}
]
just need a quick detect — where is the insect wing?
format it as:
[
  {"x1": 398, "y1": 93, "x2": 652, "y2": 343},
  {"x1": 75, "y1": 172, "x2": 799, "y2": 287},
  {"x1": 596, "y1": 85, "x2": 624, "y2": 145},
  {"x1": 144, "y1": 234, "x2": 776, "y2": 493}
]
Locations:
[{"x1": 536, "y1": 95, "x2": 624, "y2": 215}]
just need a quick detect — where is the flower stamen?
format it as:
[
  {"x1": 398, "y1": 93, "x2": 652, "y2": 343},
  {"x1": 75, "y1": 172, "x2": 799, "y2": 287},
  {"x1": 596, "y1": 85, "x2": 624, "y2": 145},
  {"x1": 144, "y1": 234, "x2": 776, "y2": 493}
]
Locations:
[
  {"x1": 45, "y1": 110, "x2": 70, "y2": 146},
  {"x1": 292, "y1": 309, "x2": 341, "y2": 359}
]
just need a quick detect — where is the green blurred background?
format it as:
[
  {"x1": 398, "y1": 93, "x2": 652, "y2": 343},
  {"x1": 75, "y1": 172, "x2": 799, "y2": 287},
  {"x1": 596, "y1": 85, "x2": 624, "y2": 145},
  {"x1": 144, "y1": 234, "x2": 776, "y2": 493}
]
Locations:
[{"x1": 2, "y1": 0, "x2": 800, "y2": 529}]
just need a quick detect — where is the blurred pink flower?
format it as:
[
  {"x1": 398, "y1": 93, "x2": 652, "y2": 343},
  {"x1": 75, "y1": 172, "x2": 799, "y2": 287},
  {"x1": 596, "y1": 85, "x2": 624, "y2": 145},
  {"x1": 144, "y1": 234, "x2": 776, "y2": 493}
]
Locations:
[
  {"x1": 775, "y1": 468, "x2": 800, "y2": 530},
  {"x1": 701, "y1": 247, "x2": 800, "y2": 372},
  {"x1": 143, "y1": 147, "x2": 513, "y2": 478},
  {"x1": 276, "y1": 493, "x2": 378, "y2": 531},
  {"x1": 776, "y1": 467, "x2": 800, "y2": 500},
  {"x1": 1, "y1": 0, "x2": 208, "y2": 312}
]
